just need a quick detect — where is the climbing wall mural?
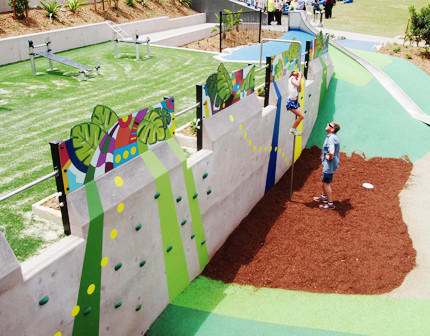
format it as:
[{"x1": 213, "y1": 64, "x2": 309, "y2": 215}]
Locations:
[
  {"x1": 58, "y1": 98, "x2": 175, "y2": 194},
  {"x1": 201, "y1": 64, "x2": 255, "y2": 119},
  {"x1": 270, "y1": 31, "x2": 329, "y2": 82}
]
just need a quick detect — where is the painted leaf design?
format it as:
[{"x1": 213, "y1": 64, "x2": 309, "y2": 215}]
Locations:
[
  {"x1": 206, "y1": 63, "x2": 233, "y2": 108},
  {"x1": 90, "y1": 105, "x2": 119, "y2": 133},
  {"x1": 315, "y1": 32, "x2": 324, "y2": 58},
  {"x1": 155, "y1": 106, "x2": 172, "y2": 129},
  {"x1": 242, "y1": 66, "x2": 255, "y2": 92},
  {"x1": 288, "y1": 40, "x2": 300, "y2": 63},
  {"x1": 71, "y1": 122, "x2": 106, "y2": 166},
  {"x1": 136, "y1": 109, "x2": 166, "y2": 145}
]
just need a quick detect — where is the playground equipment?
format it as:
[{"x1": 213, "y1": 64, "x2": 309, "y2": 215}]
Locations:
[
  {"x1": 28, "y1": 38, "x2": 100, "y2": 80},
  {"x1": 106, "y1": 21, "x2": 151, "y2": 61}
]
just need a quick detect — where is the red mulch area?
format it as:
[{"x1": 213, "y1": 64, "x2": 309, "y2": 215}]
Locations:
[{"x1": 203, "y1": 147, "x2": 416, "y2": 294}]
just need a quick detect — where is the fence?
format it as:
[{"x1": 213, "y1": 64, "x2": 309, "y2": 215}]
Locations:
[{"x1": 218, "y1": 9, "x2": 263, "y2": 53}]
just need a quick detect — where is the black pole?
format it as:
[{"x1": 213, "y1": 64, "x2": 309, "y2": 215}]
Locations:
[
  {"x1": 163, "y1": 95, "x2": 174, "y2": 135},
  {"x1": 219, "y1": 11, "x2": 222, "y2": 53},
  {"x1": 258, "y1": 9, "x2": 262, "y2": 44},
  {"x1": 49, "y1": 140, "x2": 71, "y2": 235},
  {"x1": 264, "y1": 56, "x2": 271, "y2": 107},
  {"x1": 196, "y1": 84, "x2": 203, "y2": 151},
  {"x1": 304, "y1": 40, "x2": 311, "y2": 78}
]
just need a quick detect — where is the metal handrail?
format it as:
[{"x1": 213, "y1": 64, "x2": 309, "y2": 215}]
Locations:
[
  {"x1": 0, "y1": 170, "x2": 58, "y2": 204},
  {"x1": 175, "y1": 102, "x2": 200, "y2": 117}
]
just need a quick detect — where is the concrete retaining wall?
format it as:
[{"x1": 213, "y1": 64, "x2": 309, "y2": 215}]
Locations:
[
  {"x1": 0, "y1": 13, "x2": 207, "y2": 66},
  {"x1": 0, "y1": 54, "x2": 333, "y2": 335}
]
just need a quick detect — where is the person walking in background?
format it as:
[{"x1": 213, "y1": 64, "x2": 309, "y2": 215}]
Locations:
[
  {"x1": 286, "y1": 70, "x2": 304, "y2": 136},
  {"x1": 274, "y1": 0, "x2": 283, "y2": 25},
  {"x1": 324, "y1": 0, "x2": 334, "y2": 18},
  {"x1": 267, "y1": 0, "x2": 275, "y2": 24},
  {"x1": 313, "y1": 121, "x2": 341, "y2": 209}
]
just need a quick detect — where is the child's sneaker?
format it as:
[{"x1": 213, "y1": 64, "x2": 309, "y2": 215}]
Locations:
[
  {"x1": 289, "y1": 128, "x2": 303, "y2": 136},
  {"x1": 313, "y1": 195, "x2": 328, "y2": 202},
  {"x1": 319, "y1": 202, "x2": 335, "y2": 210}
]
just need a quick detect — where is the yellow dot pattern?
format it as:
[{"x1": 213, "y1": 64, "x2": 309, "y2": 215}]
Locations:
[
  {"x1": 87, "y1": 284, "x2": 95, "y2": 295},
  {"x1": 117, "y1": 203, "x2": 124, "y2": 213},
  {"x1": 114, "y1": 176, "x2": 123, "y2": 187},
  {"x1": 71, "y1": 305, "x2": 80, "y2": 317}
]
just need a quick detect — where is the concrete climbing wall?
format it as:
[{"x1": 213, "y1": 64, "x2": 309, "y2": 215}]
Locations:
[{"x1": 0, "y1": 53, "x2": 333, "y2": 335}]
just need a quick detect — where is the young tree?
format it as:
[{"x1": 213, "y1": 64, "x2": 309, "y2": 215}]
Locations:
[
  {"x1": 408, "y1": 5, "x2": 430, "y2": 46},
  {"x1": 9, "y1": 0, "x2": 29, "y2": 19}
]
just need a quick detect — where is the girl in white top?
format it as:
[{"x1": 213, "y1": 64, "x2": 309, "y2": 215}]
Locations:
[{"x1": 286, "y1": 70, "x2": 304, "y2": 136}]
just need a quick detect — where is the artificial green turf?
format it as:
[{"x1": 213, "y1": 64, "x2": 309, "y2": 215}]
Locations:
[
  {"x1": 321, "y1": 0, "x2": 429, "y2": 38},
  {"x1": 0, "y1": 43, "x2": 259, "y2": 261}
]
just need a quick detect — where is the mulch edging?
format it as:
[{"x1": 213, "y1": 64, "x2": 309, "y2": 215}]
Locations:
[{"x1": 203, "y1": 147, "x2": 416, "y2": 295}]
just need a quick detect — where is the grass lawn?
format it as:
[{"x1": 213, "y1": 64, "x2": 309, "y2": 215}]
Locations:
[
  {"x1": 0, "y1": 42, "x2": 263, "y2": 261},
  {"x1": 322, "y1": 0, "x2": 428, "y2": 38}
]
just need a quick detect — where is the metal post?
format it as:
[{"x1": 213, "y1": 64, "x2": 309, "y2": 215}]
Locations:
[
  {"x1": 196, "y1": 84, "x2": 203, "y2": 151},
  {"x1": 219, "y1": 11, "x2": 222, "y2": 53},
  {"x1": 49, "y1": 140, "x2": 71, "y2": 235},
  {"x1": 79, "y1": 67, "x2": 85, "y2": 80},
  {"x1": 134, "y1": 30, "x2": 140, "y2": 61},
  {"x1": 304, "y1": 40, "x2": 311, "y2": 78},
  {"x1": 46, "y1": 37, "x2": 54, "y2": 71},
  {"x1": 28, "y1": 40, "x2": 36, "y2": 75},
  {"x1": 114, "y1": 31, "x2": 119, "y2": 58},
  {"x1": 264, "y1": 56, "x2": 271, "y2": 107},
  {"x1": 146, "y1": 37, "x2": 151, "y2": 58},
  {"x1": 258, "y1": 9, "x2": 262, "y2": 44}
]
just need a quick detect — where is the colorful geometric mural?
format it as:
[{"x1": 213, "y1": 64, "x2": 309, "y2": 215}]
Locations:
[
  {"x1": 59, "y1": 98, "x2": 175, "y2": 194},
  {"x1": 202, "y1": 64, "x2": 255, "y2": 119},
  {"x1": 270, "y1": 31, "x2": 329, "y2": 82}
]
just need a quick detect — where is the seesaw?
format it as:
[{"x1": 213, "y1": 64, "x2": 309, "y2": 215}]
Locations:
[{"x1": 28, "y1": 38, "x2": 100, "y2": 80}]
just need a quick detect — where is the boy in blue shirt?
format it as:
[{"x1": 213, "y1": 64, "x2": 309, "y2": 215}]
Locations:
[{"x1": 313, "y1": 121, "x2": 341, "y2": 209}]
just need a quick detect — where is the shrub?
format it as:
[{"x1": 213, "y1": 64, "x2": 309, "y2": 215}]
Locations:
[
  {"x1": 178, "y1": 0, "x2": 192, "y2": 7},
  {"x1": 408, "y1": 5, "x2": 430, "y2": 46},
  {"x1": 406, "y1": 53, "x2": 412, "y2": 59},
  {"x1": 8, "y1": 0, "x2": 29, "y2": 19},
  {"x1": 125, "y1": 0, "x2": 135, "y2": 7},
  {"x1": 393, "y1": 47, "x2": 401, "y2": 53},
  {"x1": 40, "y1": 0, "x2": 59, "y2": 18},
  {"x1": 65, "y1": 0, "x2": 85, "y2": 13}
]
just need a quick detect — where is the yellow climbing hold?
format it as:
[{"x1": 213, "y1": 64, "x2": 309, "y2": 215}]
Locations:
[
  {"x1": 117, "y1": 203, "x2": 124, "y2": 213},
  {"x1": 253, "y1": 145, "x2": 256, "y2": 152},
  {"x1": 258, "y1": 146, "x2": 261, "y2": 152},
  {"x1": 244, "y1": 132, "x2": 247, "y2": 139},
  {"x1": 264, "y1": 146, "x2": 267, "y2": 151},
  {"x1": 101, "y1": 257, "x2": 108, "y2": 267},
  {"x1": 71, "y1": 305, "x2": 80, "y2": 317},
  {"x1": 110, "y1": 229, "x2": 118, "y2": 239},
  {"x1": 282, "y1": 153, "x2": 285, "y2": 157},
  {"x1": 229, "y1": 115, "x2": 234, "y2": 122},
  {"x1": 274, "y1": 147, "x2": 277, "y2": 152},
  {"x1": 114, "y1": 176, "x2": 123, "y2": 187},
  {"x1": 54, "y1": 332, "x2": 62, "y2": 336},
  {"x1": 87, "y1": 284, "x2": 95, "y2": 295},
  {"x1": 239, "y1": 124, "x2": 243, "y2": 130},
  {"x1": 248, "y1": 140, "x2": 252, "y2": 146}
]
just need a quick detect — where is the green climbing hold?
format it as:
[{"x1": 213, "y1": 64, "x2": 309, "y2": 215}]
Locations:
[
  {"x1": 176, "y1": 196, "x2": 182, "y2": 203},
  {"x1": 114, "y1": 262, "x2": 122, "y2": 271},
  {"x1": 136, "y1": 304, "x2": 142, "y2": 312},
  {"x1": 39, "y1": 296, "x2": 49, "y2": 306},
  {"x1": 191, "y1": 234, "x2": 195, "y2": 239},
  {"x1": 83, "y1": 306, "x2": 92, "y2": 315},
  {"x1": 207, "y1": 189, "x2": 212, "y2": 195},
  {"x1": 115, "y1": 301, "x2": 122, "y2": 308},
  {"x1": 154, "y1": 192, "x2": 160, "y2": 199},
  {"x1": 139, "y1": 260, "x2": 146, "y2": 267},
  {"x1": 202, "y1": 173, "x2": 208, "y2": 179},
  {"x1": 193, "y1": 193, "x2": 198, "y2": 199},
  {"x1": 181, "y1": 219, "x2": 187, "y2": 226},
  {"x1": 201, "y1": 239, "x2": 206, "y2": 245},
  {"x1": 166, "y1": 245, "x2": 173, "y2": 252},
  {"x1": 309, "y1": 93, "x2": 312, "y2": 97},
  {"x1": 135, "y1": 224, "x2": 142, "y2": 231}
]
